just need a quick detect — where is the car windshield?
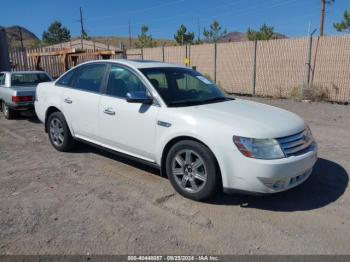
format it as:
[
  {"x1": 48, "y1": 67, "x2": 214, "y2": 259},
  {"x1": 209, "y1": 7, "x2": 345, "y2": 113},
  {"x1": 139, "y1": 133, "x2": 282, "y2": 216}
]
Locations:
[
  {"x1": 140, "y1": 67, "x2": 230, "y2": 107},
  {"x1": 11, "y1": 73, "x2": 51, "y2": 87}
]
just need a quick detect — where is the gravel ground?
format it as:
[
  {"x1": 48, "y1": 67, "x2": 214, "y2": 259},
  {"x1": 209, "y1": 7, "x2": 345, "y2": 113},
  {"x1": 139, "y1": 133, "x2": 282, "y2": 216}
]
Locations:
[{"x1": 0, "y1": 97, "x2": 349, "y2": 255}]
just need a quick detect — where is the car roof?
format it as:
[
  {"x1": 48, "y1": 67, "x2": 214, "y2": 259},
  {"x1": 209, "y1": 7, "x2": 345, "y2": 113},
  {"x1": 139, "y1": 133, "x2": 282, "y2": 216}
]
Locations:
[{"x1": 80, "y1": 59, "x2": 188, "y2": 70}]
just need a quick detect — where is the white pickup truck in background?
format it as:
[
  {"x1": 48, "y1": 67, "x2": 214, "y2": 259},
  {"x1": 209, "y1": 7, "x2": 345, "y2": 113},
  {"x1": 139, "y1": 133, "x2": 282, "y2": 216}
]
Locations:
[{"x1": 0, "y1": 71, "x2": 52, "y2": 119}]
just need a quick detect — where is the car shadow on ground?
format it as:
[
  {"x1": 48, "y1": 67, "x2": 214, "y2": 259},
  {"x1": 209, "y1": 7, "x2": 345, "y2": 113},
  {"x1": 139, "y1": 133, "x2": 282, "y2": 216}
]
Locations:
[
  {"x1": 73, "y1": 143, "x2": 161, "y2": 175},
  {"x1": 209, "y1": 158, "x2": 349, "y2": 211},
  {"x1": 74, "y1": 143, "x2": 348, "y2": 212},
  {"x1": 9, "y1": 111, "x2": 41, "y2": 124}
]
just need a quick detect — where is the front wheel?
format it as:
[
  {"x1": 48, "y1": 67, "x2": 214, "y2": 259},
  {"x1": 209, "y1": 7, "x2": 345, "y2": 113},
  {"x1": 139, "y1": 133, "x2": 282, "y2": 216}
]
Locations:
[
  {"x1": 47, "y1": 112, "x2": 76, "y2": 152},
  {"x1": 166, "y1": 140, "x2": 220, "y2": 201}
]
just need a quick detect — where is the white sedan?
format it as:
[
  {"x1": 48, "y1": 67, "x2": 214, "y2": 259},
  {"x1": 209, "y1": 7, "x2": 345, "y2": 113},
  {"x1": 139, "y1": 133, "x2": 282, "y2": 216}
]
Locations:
[{"x1": 35, "y1": 60, "x2": 317, "y2": 200}]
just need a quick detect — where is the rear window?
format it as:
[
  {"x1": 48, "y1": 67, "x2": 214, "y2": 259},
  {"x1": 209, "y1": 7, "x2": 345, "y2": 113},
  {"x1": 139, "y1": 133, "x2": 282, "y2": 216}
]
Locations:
[{"x1": 11, "y1": 73, "x2": 51, "y2": 87}]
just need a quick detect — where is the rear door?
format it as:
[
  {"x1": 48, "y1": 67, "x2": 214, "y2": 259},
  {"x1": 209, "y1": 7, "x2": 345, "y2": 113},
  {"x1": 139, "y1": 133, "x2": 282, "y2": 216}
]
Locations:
[
  {"x1": 98, "y1": 64, "x2": 160, "y2": 161},
  {"x1": 61, "y1": 63, "x2": 107, "y2": 141}
]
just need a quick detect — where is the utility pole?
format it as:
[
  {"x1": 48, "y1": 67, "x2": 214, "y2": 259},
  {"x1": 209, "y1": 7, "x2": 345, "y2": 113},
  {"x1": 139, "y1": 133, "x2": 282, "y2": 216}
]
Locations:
[
  {"x1": 128, "y1": 20, "x2": 132, "y2": 48},
  {"x1": 320, "y1": 0, "x2": 326, "y2": 36},
  {"x1": 197, "y1": 17, "x2": 201, "y2": 42},
  {"x1": 319, "y1": 0, "x2": 334, "y2": 36},
  {"x1": 79, "y1": 7, "x2": 85, "y2": 48}
]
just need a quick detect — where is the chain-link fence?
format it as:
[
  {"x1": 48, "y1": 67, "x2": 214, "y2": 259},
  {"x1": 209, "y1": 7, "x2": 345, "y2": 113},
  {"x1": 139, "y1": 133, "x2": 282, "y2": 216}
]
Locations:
[
  {"x1": 127, "y1": 35, "x2": 350, "y2": 103},
  {"x1": 4, "y1": 35, "x2": 350, "y2": 102}
]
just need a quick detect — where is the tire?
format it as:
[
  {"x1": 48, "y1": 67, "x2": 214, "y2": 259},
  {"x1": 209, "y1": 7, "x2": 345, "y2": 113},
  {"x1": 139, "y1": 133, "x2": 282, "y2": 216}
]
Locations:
[
  {"x1": 47, "y1": 111, "x2": 76, "y2": 152},
  {"x1": 2, "y1": 101, "x2": 17, "y2": 120},
  {"x1": 166, "y1": 140, "x2": 220, "y2": 201}
]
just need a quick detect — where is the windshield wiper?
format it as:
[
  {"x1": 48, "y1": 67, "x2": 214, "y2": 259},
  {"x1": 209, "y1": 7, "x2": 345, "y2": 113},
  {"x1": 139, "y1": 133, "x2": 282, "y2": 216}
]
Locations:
[
  {"x1": 200, "y1": 97, "x2": 231, "y2": 104},
  {"x1": 168, "y1": 97, "x2": 231, "y2": 107},
  {"x1": 168, "y1": 100, "x2": 202, "y2": 107}
]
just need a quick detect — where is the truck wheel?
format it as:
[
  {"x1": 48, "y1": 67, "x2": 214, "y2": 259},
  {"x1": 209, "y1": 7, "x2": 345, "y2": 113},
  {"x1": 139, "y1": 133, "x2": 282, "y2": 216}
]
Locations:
[
  {"x1": 2, "y1": 101, "x2": 17, "y2": 120},
  {"x1": 47, "y1": 111, "x2": 76, "y2": 152},
  {"x1": 166, "y1": 140, "x2": 220, "y2": 201}
]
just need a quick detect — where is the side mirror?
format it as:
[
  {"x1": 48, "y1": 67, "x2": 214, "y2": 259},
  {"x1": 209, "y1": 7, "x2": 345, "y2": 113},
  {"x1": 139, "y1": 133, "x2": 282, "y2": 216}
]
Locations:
[{"x1": 126, "y1": 91, "x2": 153, "y2": 104}]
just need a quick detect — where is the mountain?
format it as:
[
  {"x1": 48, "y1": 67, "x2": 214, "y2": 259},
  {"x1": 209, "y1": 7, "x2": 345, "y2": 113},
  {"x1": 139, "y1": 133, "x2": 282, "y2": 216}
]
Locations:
[
  {"x1": 4, "y1": 26, "x2": 40, "y2": 48},
  {"x1": 218, "y1": 32, "x2": 248, "y2": 42},
  {"x1": 217, "y1": 31, "x2": 288, "y2": 43},
  {"x1": 2, "y1": 25, "x2": 287, "y2": 50},
  {"x1": 87, "y1": 36, "x2": 176, "y2": 48}
]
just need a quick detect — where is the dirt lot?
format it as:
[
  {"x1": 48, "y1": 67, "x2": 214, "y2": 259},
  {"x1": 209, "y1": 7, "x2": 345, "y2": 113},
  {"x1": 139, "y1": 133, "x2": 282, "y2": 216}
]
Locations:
[{"x1": 0, "y1": 97, "x2": 349, "y2": 255}]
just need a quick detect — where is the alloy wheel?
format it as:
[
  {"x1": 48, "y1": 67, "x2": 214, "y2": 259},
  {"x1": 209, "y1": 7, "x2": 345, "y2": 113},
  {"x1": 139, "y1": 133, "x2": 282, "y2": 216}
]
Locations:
[
  {"x1": 49, "y1": 117, "x2": 65, "y2": 147},
  {"x1": 171, "y1": 149, "x2": 207, "y2": 193}
]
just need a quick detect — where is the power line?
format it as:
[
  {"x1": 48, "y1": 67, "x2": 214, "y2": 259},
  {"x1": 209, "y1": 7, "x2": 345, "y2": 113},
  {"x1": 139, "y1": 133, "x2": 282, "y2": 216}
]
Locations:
[
  {"x1": 87, "y1": 0, "x2": 186, "y2": 22},
  {"x1": 84, "y1": 0, "x2": 301, "y2": 38},
  {"x1": 86, "y1": 0, "x2": 246, "y2": 32},
  {"x1": 145, "y1": 0, "x2": 300, "y2": 35}
]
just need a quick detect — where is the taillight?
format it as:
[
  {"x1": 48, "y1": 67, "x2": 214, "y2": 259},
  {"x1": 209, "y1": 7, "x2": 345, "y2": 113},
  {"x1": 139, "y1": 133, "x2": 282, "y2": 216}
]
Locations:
[{"x1": 12, "y1": 96, "x2": 33, "y2": 103}]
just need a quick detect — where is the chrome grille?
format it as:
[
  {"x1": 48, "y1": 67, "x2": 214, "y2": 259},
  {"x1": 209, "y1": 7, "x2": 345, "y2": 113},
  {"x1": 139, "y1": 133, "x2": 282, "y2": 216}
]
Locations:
[{"x1": 277, "y1": 129, "x2": 313, "y2": 156}]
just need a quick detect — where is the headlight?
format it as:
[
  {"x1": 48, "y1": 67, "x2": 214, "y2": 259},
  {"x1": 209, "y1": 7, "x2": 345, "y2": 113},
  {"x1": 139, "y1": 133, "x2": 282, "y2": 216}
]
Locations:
[{"x1": 233, "y1": 136, "x2": 285, "y2": 159}]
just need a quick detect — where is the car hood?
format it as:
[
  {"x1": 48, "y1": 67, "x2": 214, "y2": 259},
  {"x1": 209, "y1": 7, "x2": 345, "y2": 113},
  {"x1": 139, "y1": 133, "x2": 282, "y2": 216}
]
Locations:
[{"x1": 181, "y1": 99, "x2": 305, "y2": 139}]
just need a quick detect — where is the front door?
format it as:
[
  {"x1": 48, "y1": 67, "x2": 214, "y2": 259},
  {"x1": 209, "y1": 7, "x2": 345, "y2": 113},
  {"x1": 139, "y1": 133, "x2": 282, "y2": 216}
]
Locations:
[{"x1": 98, "y1": 64, "x2": 159, "y2": 162}]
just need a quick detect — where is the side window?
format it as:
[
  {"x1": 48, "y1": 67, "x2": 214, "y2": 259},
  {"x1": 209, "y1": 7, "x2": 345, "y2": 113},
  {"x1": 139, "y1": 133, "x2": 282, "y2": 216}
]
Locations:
[
  {"x1": 73, "y1": 64, "x2": 106, "y2": 93},
  {"x1": 56, "y1": 69, "x2": 75, "y2": 87},
  {"x1": 106, "y1": 65, "x2": 147, "y2": 98},
  {"x1": 0, "y1": 73, "x2": 5, "y2": 86}
]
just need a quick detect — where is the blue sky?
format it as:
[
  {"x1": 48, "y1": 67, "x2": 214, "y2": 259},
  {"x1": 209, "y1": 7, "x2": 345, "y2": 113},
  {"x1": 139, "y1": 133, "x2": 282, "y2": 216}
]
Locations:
[{"x1": 1, "y1": 0, "x2": 349, "y2": 39}]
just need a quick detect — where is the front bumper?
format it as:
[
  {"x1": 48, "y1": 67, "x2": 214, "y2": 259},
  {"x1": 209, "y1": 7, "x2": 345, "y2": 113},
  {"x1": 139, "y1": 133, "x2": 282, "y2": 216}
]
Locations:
[{"x1": 221, "y1": 142, "x2": 318, "y2": 194}]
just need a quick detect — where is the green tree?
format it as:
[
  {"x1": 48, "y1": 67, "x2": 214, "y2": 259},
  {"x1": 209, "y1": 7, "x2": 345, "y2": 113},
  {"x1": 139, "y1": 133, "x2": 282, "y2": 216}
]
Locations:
[
  {"x1": 135, "y1": 25, "x2": 156, "y2": 48},
  {"x1": 333, "y1": 10, "x2": 350, "y2": 33},
  {"x1": 42, "y1": 21, "x2": 71, "y2": 45},
  {"x1": 247, "y1": 24, "x2": 276, "y2": 41},
  {"x1": 203, "y1": 20, "x2": 227, "y2": 43},
  {"x1": 82, "y1": 30, "x2": 90, "y2": 40},
  {"x1": 174, "y1": 24, "x2": 194, "y2": 45}
]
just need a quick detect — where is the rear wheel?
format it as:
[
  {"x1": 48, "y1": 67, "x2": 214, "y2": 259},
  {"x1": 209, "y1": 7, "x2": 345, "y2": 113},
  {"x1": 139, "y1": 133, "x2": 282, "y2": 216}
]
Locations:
[
  {"x1": 166, "y1": 140, "x2": 220, "y2": 201},
  {"x1": 47, "y1": 112, "x2": 76, "y2": 152},
  {"x1": 2, "y1": 101, "x2": 17, "y2": 120}
]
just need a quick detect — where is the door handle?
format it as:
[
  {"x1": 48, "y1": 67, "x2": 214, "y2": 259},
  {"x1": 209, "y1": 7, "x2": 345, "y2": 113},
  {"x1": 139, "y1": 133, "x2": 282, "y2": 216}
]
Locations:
[
  {"x1": 64, "y1": 98, "x2": 73, "y2": 104},
  {"x1": 103, "y1": 108, "x2": 116, "y2": 115}
]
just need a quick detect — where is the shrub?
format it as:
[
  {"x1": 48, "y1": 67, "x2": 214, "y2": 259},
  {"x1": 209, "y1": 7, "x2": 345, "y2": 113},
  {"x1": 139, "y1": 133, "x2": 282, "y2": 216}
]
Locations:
[{"x1": 289, "y1": 83, "x2": 329, "y2": 102}]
